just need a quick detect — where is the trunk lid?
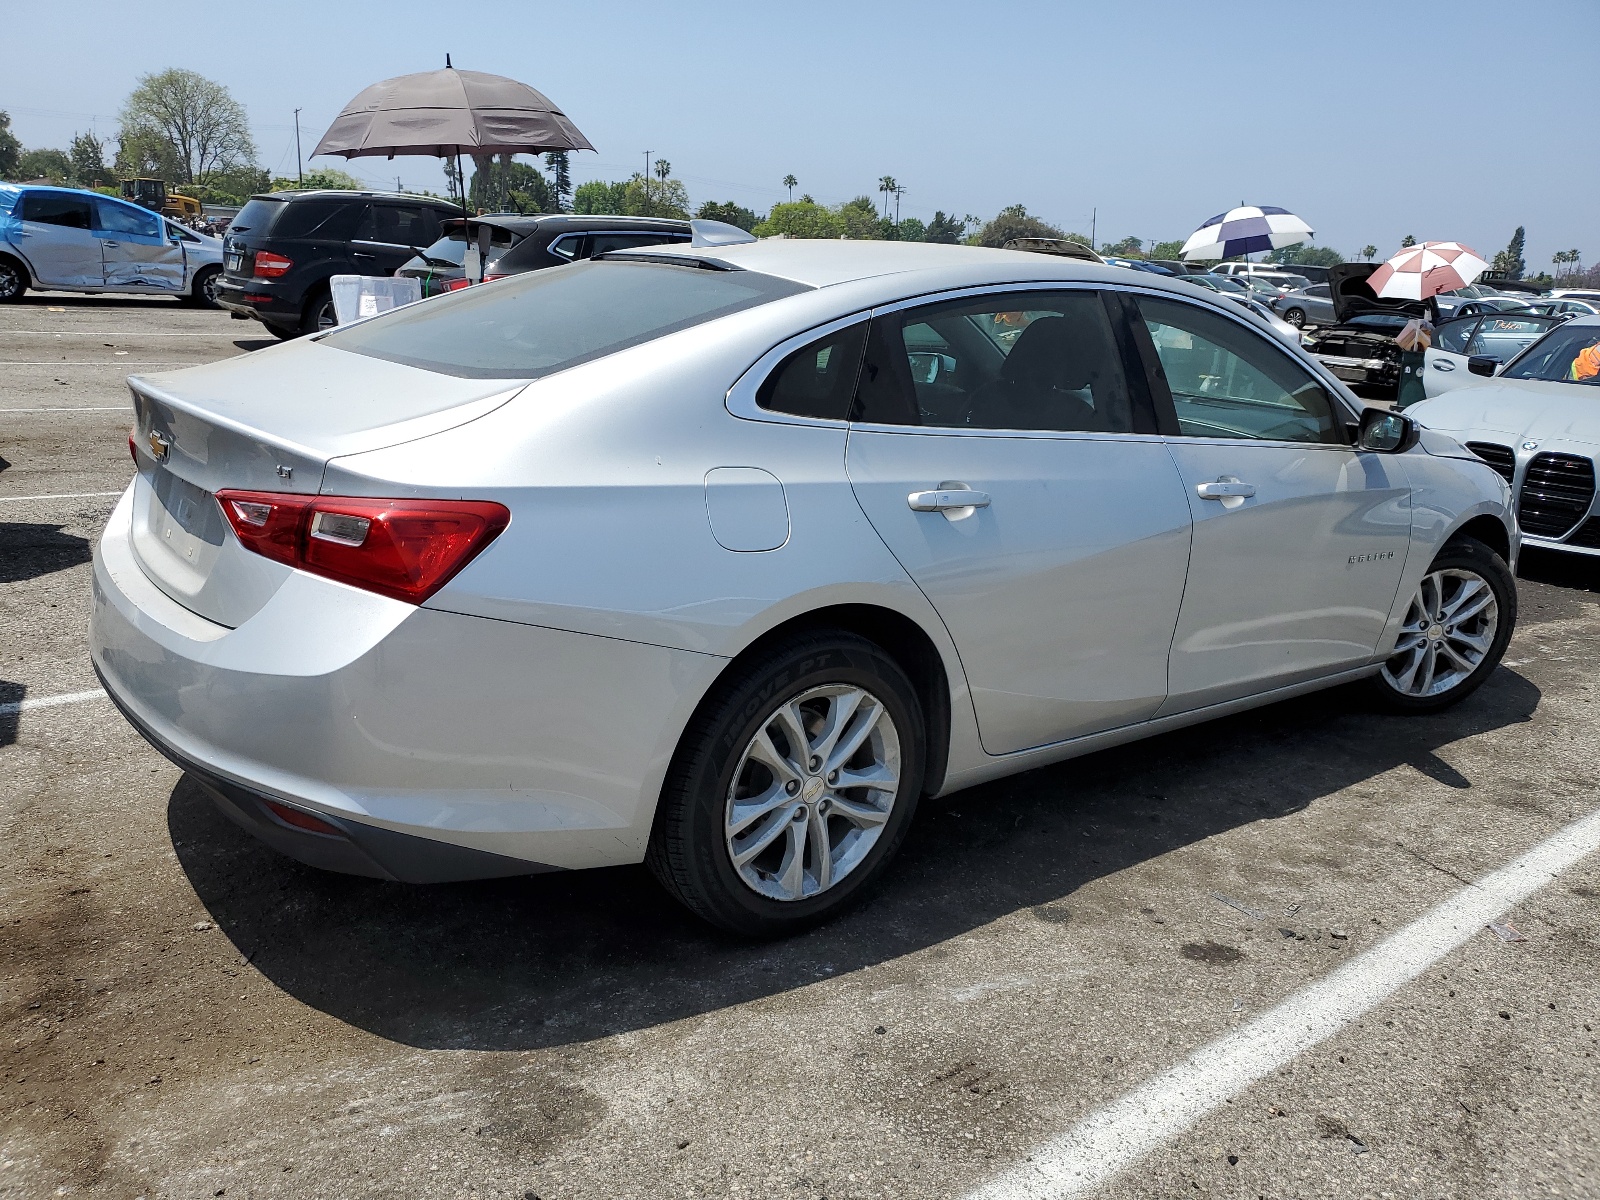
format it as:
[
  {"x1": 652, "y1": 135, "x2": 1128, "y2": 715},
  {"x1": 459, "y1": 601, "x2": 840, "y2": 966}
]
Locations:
[{"x1": 127, "y1": 340, "x2": 526, "y2": 627}]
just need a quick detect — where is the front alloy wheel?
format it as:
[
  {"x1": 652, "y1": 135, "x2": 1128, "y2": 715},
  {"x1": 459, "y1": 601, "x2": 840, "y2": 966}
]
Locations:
[
  {"x1": 725, "y1": 684, "x2": 902, "y2": 902},
  {"x1": 1371, "y1": 537, "x2": 1514, "y2": 712}
]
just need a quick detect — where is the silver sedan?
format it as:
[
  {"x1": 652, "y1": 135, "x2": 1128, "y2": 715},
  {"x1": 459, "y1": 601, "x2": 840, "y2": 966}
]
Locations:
[{"x1": 92, "y1": 240, "x2": 1519, "y2": 935}]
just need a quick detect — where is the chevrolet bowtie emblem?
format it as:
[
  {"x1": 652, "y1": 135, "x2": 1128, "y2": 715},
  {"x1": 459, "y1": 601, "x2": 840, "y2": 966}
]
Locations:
[{"x1": 147, "y1": 430, "x2": 171, "y2": 461}]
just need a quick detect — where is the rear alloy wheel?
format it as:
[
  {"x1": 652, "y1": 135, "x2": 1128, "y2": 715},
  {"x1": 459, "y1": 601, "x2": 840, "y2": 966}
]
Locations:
[
  {"x1": 648, "y1": 632, "x2": 925, "y2": 936},
  {"x1": 299, "y1": 287, "x2": 337, "y2": 336},
  {"x1": 1370, "y1": 538, "x2": 1515, "y2": 712},
  {"x1": 1283, "y1": 307, "x2": 1306, "y2": 328},
  {"x1": 0, "y1": 257, "x2": 26, "y2": 303}
]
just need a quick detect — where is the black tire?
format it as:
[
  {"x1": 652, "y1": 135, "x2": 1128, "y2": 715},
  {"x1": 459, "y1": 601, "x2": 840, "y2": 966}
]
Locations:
[
  {"x1": 298, "y1": 286, "x2": 337, "y2": 336},
  {"x1": 1283, "y1": 307, "x2": 1306, "y2": 328},
  {"x1": 647, "y1": 631, "x2": 926, "y2": 937},
  {"x1": 1367, "y1": 537, "x2": 1516, "y2": 713},
  {"x1": 182, "y1": 265, "x2": 222, "y2": 308},
  {"x1": 0, "y1": 255, "x2": 27, "y2": 303}
]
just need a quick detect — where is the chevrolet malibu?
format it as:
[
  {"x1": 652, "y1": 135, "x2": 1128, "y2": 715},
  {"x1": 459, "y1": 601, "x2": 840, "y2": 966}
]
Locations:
[{"x1": 92, "y1": 240, "x2": 1519, "y2": 936}]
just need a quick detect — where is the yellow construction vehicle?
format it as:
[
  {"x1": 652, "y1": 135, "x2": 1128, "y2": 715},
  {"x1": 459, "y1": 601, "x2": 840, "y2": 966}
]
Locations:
[{"x1": 120, "y1": 179, "x2": 203, "y2": 221}]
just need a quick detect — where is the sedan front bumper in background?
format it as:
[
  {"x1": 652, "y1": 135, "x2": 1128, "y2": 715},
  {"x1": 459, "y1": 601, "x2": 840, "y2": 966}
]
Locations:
[{"x1": 90, "y1": 489, "x2": 727, "y2": 877}]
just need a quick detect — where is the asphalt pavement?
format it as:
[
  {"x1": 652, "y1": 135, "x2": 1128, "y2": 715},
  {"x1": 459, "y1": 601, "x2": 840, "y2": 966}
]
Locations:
[{"x1": 3, "y1": 292, "x2": 1598, "y2": 1200}]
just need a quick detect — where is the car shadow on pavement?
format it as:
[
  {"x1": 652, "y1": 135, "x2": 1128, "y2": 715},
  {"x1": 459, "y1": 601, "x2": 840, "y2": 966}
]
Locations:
[
  {"x1": 167, "y1": 666, "x2": 1540, "y2": 1054},
  {"x1": 0, "y1": 680, "x2": 23, "y2": 746},
  {"x1": 0, "y1": 522, "x2": 92, "y2": 584},
  {"x1": 1519, "y1": 547, "x2": 1600, "y2": 596},
  {"x1": 232, "y1": 339, "x2": 282, "y2": 352}
]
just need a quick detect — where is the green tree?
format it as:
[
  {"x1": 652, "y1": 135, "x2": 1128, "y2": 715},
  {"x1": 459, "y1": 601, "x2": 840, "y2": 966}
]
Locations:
[
  {"x1": 696, "y1": 200, "x2": 760, "y2": 231},
  {"x1": 573, "y1": 179, "x2": 628, "y2": 215},
  {"x1": 0, "y1": 111, "x2": 20, "y2": 179},
  {"x1": 754, "y1": 200, "x2": 845, "y2": 239},
  {"x1": 877, "y1": 176, "x2": 897, "y2": 219},
  {"x1": 895, "y1": 217, "x2": 927, "y2": 242},
  {"x1": 544, "y1": 151, "x2": 571, "y2": 211},
  {"x1": 1100, "y1": 236, "x2": 1144, "y2": 257},
  {"x1": 838, "y1": 196, "x2": 881, "y2": 239},
  {"x1": 69, "y1": 132, "x2": 107, "y2": 186},
  {"x1": 782, "y1": 174, "x2": 797, "y2": 201},
  {"x1": 1361, "y1": 244, "x2": 1378, "y2": 262},
  {"x1": 119, "y1": 68, "x2": 257, "y2": 185},
  {"x1": 974, "y1": 205, "x2": 1064, "y2": 248},
  {"x1": 1148, "y1": 240, "x2": 1186, "y2": 261},
  {"x1": 115, "y1": 125, "x2": 185, "y2": 183},
  {"x1": 1492, "y1": 226, "x2": 1526, "y2": 280},
  {"x1": 17, "y1": 148, "x2": 72, "y2": 182},
  {"x1": 925, "y1": 211, "x2": 966, "y2": 244},
  {"x1": 1400, "y1": 234, "x2": 1417, "y2": 248},
  {"x1": 469, "y1": 155, "x2": 550, "y2": 213},
  {"x1": 1270, "y1": 243, "x2": 1343, "y2": 267},
  {"x1": 272, "y1": 167, "x2": 362, "y2": 191}
]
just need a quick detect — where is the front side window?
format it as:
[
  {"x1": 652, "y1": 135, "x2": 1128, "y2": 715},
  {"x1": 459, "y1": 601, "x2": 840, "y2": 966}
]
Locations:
[
  {"x1": 1138, "y1": 295, "x2": 1343, "y2": 444},
  {"x1": 854, "y1": 289, "x2": 1138, "y2": 433},
  {"x1": 757, "y1": 323, "x2": 866, "y2": 420},
  {"x1": 1434, "y1": 318, "x2": 1477, "y2": 355},
  {"x1": 95, "y1": 199, "x2": 161, "y2": 239},
  {"x1": 323, "y1": 258, "x2": 811, "y2": 379},
  {"x1": 21, "y1": 192, "x2": 93, "y2": 229},
  {"x1": 1500, "y1": 324, "x2": 1600, "y2": 385}
]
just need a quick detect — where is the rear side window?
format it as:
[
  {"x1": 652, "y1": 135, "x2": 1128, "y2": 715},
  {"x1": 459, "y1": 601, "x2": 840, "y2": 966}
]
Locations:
[
  {"x1": 323, "y1": 259, "x2": 812, "y2": 379},
  {"x1": 21, "y1": 192, "x2": 92, "y2": 229},
  {"x1": 588, "y1": 232, "x2": 690, "y2": 257},
  {"x1": 757, "y1": 323, "x2": 867, "y2": 420},
  {"x1": 357, "y1": 204, "x2": 441, "y2": 246},
  {"x1": 95, "y1": 199, "x2": 161, "y2": 238},
  {"x1": 276, "y1": 199, "x2": 364, "y2": 240}
]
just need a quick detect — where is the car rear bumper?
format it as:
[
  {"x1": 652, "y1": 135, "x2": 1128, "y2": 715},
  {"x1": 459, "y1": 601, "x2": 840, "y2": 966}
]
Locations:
[
  {"x1": 216, "y1": 278, "x2": 296, "y2": 325},
  {"x1": 90, "y1": 486, "x2": 726, "y2": 878}
]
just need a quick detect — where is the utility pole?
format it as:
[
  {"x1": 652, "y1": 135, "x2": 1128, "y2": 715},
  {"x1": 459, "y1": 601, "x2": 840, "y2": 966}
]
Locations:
[
  {"x1": 642, "y1": 150, "x2": 652, "y2": 212},
  {"x1": 1090, "y1": 208, "x2": 1096, "y2": 249},
  {"x1": 294, "y1": 109, "x2": 303, "y2": 184}
]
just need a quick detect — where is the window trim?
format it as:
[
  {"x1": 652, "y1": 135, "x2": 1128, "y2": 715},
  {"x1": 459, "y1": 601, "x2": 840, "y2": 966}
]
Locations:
[{"x1": 1124, "y1": 288, "x2": 1363, "y2": 449}]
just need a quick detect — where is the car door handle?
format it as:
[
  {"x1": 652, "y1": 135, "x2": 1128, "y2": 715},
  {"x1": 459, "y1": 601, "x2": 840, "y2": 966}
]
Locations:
[
  {"x1": 908, "y1": 488, "x2": 991, "y2": 512},
  {"x1": 1195, "y1": 480, "x2": 1256, "y2": 500},
  {"x1": 351, "y1": 251, "x2": 377, "y2": 260},
  {"x1": 1433, "y1": 359, "x2": 1455, "y2": 371}
]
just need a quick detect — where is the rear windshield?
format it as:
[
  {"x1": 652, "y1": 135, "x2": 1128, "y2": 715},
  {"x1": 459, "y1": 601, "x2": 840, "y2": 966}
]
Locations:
[
  {"x1": 420, "y1": 226, "x2": 519, "y2": 267},
  {"x1": 229, "y1": 198, "x2": 285, "y2": 235},
  {"x1": 322, "y1": 258, "x2": 811, "y2": 379}
]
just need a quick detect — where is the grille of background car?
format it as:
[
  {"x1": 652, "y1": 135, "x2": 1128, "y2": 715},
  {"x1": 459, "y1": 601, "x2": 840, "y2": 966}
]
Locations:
[
  {"x1": 1518, "y1": 452, "x2": 1597, "y2": 539},
  {"x1": 1465, "y1": 442, "x2": 1516, "y2": 483}
]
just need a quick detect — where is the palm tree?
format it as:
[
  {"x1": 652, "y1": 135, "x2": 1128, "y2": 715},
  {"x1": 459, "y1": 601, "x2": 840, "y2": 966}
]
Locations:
[
  {"x1": 878, "y1": 176, "x2": 897, "y2": 219},
  {"x1": 1361, "y1": 244, "x2": 1378, "y2": 262},
  {"x1": 782, "y1": 174, "x2": 797, "y2": 202},
  {"x1": 1400, "y1": 234, "x2": 1417, "y2": 248}
]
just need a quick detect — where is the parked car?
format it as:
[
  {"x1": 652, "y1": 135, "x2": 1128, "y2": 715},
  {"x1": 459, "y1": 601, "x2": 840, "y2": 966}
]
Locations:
[
  {"x1": 1530, "y1": 298, "x2": 1600, "y2": 320},
  {"x1": 1148, "y1": 259, "x2": 1203, "y2": 275},
  {"x1": 1237, "y1": 296, "x2": 1302, "y2": 343},
  {"x1": 1299, "y1": 263, "x2": 1438, "y2": 398},
  {"x1": 395, "y1": 214, "x2": 542, "y2": 297},
  {"x1": 1407, "y1": 316, "x2": 1600, "y2": 556},
  {"x1": 1003, "y1": 237, "x2": 1104, "y2": 264},
  {"x1": 1212, "y1": 261, "x2": 1324, "y2": 285},
  {"x1": 1272, "y1": 282, "x2": 1337, "y2": 328},
  {"x1": 1177, "y1": 273, "x2": 1255, "y2": 302},
  {"x1": 1420, "y1": 312, "x2": 1564, "y2": 399},
  {"x1": 0, "y1": 183, "x2": 223, "y2": 306},
  {"x1": 479, "y1": 214, "x2": 692, "y2": 281},
  {"x1": 1450, "y1": 297, "x2": 1538, "y2": 320},
  {"x1": 216, "y1": 189, "x2": 462, "y2": 338},
  {"x1": 1550, "y1": 289, "x2": 1600, "y2": 304},
  {"x1": 93, "y1": 240, "x2": 1518, "y2": 935}
]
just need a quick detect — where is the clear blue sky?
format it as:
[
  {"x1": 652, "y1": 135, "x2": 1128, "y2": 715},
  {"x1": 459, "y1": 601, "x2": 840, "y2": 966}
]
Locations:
[{"x1": 8, "y1": 0, "x2": 1597, "y2": 266}]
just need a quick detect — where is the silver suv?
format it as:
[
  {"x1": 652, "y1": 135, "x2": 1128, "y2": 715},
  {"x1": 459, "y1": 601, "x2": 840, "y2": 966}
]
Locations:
[{"x1": 0, "y1": 184, "x2": 223, "y2": 306}]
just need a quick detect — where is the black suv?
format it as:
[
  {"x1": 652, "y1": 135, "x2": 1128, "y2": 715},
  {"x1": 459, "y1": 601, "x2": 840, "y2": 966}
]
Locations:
[{"x1": 216, "y1": 190, "x2": 461, "y2": 338}]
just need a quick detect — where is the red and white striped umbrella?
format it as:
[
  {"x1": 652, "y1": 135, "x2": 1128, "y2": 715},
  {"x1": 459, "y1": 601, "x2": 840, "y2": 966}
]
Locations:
[{"x1": 1367, "y1": 241, "x2": 1490, "y2": 301}]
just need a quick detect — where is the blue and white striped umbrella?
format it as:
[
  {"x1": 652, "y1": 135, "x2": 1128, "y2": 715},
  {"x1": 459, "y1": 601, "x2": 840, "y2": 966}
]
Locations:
[{"x1": 1180, "y1": 206, "x2": 1314, "y2": 260}]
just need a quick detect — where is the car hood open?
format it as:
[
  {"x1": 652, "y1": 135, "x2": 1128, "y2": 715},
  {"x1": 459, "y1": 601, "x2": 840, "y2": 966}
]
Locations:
[{"x1": 1328, "y1": 262, "x2": 1430, "y2": 324}]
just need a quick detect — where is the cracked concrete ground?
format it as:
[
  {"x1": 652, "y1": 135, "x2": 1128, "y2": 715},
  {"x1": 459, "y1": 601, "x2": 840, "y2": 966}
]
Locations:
[{"x1": 3, "y1": 293, "x2": 1598, "y2": 1199}]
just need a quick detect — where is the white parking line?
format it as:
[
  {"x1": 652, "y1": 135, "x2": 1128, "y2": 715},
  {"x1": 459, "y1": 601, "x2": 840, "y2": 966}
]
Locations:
[
  {"x1": 0, "y1": 361, "x2": 199, "y2": 366},
  {"x1": 967, "y1": 803, "x2": 1600, "y2": 1200},
  {"x1": 0, "y1": 688, "x2": 106, "y2": 717},
  {"x1": 0, "y1": 491, "x2": 124, "y2": 502},
  {"x1": 0, "y1": 406, "x2": 133, "y2": 413},
  {"x1": 0, "y1": 331, "x2": 231, "y2": 337}
]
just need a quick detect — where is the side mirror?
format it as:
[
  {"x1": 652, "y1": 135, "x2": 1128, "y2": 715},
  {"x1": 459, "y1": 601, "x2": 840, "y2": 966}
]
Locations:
[
  {"x1": 1357, "y1": 407, "x2": 1420, "y2": 453},
  {"x1": 1467, "y1": 355, "x2": 1498, "y2": 377}
]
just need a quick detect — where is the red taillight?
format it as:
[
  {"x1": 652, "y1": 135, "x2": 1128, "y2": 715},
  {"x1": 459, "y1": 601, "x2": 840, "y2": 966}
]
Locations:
[
  {"x1": 482, "y1": 273, "x2": 508, "y2": 283},
  {"x1": 441, "y1": 278, "x2": 474, "y2": 292},
  {"x1": 262, "y1": 799, "x2": 344, "y2": 836},
  {"x1": 253, "y1": 251, "x2": 293, "y2": 278},
  {"x1": 215, "y1": 490, "x2": 510, "y2": 604}
]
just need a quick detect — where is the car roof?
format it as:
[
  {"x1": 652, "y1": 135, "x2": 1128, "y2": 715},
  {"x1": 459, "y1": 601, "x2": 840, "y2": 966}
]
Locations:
[
  {"x1": 249, "y1": 189, "x2": 456, "y2": 206},
  {"x1": 532, "y1": 214, "x2": 692, "y2": 233},
  {"x1": 621, "y1": 238, "x2": 1253, "y2": 302}
]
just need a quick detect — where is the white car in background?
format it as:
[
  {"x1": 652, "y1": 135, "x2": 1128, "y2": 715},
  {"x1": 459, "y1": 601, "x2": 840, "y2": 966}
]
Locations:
[
  {"x1": 1408, "y1": 316, "x2": 1600, "y2": 555},
  {"x1": 1421, "y1": 312, "x2": 1564, "y2": 399}
]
